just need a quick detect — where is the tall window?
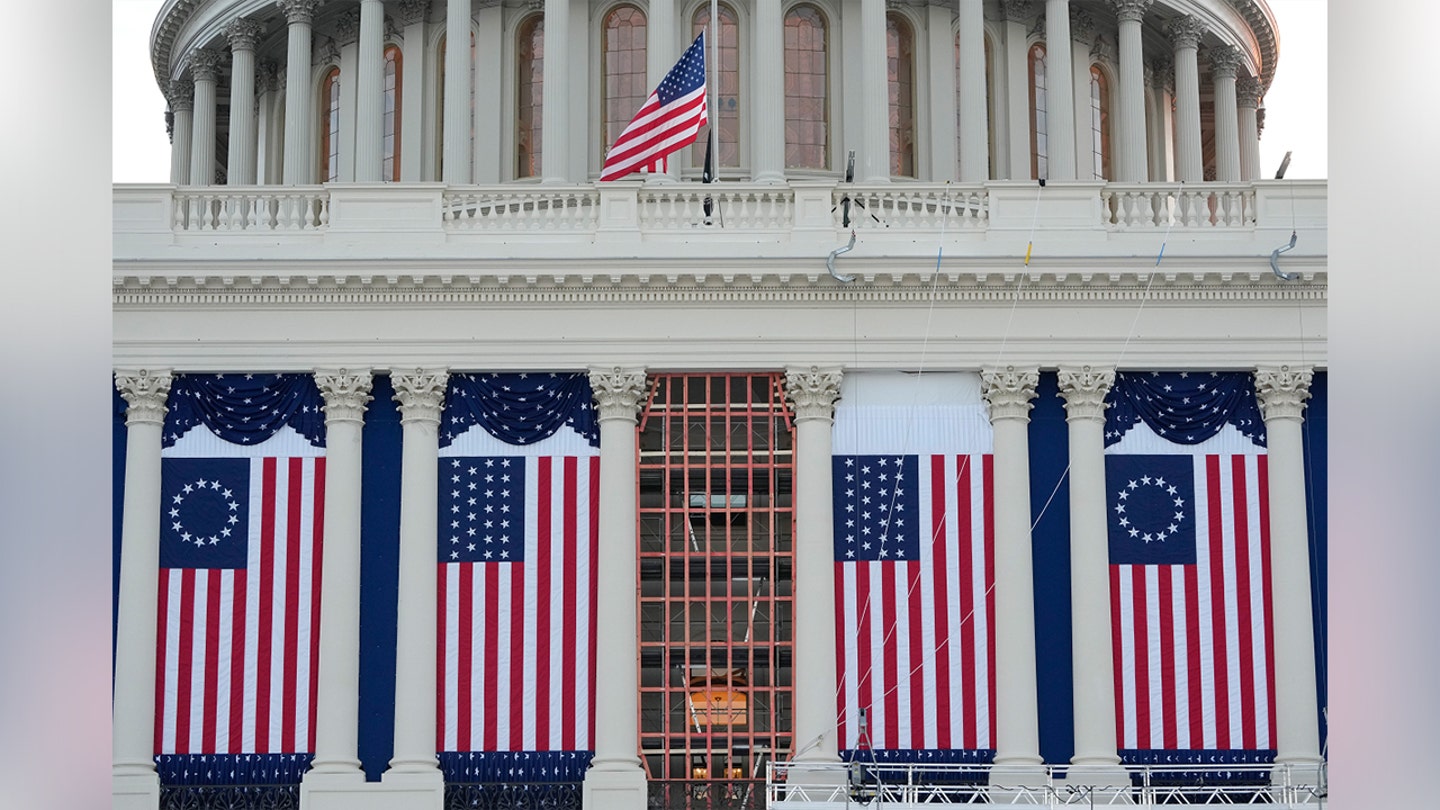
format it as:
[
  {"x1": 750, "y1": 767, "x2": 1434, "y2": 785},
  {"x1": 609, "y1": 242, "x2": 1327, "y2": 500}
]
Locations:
[
  {"x1": 320, "y1": 67, "x2": 341, "y2": 182},
  {"x1": 602, "y1": 5, "x2": 648, "y2": 150},
  {"x1": 887, "y1": 13, "x2": 915, "y2": 177},
  {"x1": 383, "y1": 45, "x2": 402, "y2": 181},
  {"x1": 691, "y1": 4, "x2": 739, "y2": 168},
  {"x1": 517, "y1": 15, "x2": 545, "y2": 178},
  {"x1": 954, "y1": 32, "x2": 998, "y2": 179},
  {"x1": 1028, "y1": 42, "x2": 1047, "y2": 179},
  {"x1": 783, "y1": 4, "x2": 828, "y2": 170},
  {"x1": 1089, "y1": 64, "x2": 1111, "y2": 180}
]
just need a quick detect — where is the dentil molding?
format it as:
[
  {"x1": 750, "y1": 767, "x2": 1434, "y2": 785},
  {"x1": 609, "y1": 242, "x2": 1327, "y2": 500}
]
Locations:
[
  {"x1": 315, "y1": 369, "x2": 374, "y2": 423},
  {"x1": 784, "y1": 366, "x2": 844, "y2": 421},
  {"x1": 1253, "y1": 364, "x2": 1313, "y2": 421},
  {"x1": 588, "y1": 367, "x2": 648, "y2": 421},
  {"x1": 391, "y1": 368, "x2": 448, "y2": 424},
  {"x1": 115, "y1": 369, "x2": 174, "y2": 426},
  {"x1": 1057, "y1": 365, "x2": 1116, "y2": 422},
  {"x1": 982, "y1": 365, "x2": 1040, "y2": 421}
]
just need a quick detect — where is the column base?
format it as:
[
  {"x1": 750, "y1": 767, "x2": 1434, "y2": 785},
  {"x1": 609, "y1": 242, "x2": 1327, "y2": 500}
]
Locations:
[
  {"x1": 986, "y1": 762, "x2": 1050, "y2": 804},
  {"x1": 113, "y1": 770, "x2": 161, "y2": 810},
  {"x1": 582, "y1": 764, "x2": 648, "y2": 810}
]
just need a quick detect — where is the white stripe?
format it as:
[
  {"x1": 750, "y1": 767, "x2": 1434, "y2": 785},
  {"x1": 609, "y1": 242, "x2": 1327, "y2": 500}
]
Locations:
[
  {"x1": 942, "y1": 455, "x2": 965, "y2": 749},
  {"x1": 968, "y1": 457, "x2": 991, "y2": 748},
  {"x1": 293, "y1": 459, "x2": 316, "y2": 750},
  {"x1": 471, "y1": 561, "x2": 488, "y2": 750},
  {"x1": 1117, "y1": 565, "x2": 1136, "y2": 750},
  {"x1": 242, "y1": 460, "x2": 264, "y2": 752},
  {"x1": 917, "y1": 457, "x2": 939, "y2": 750},
  {"x1": 891, "y1": 559, "x2": 912, "y2": 748},
  {"x1": 267, "y1": 459, "x2": 290, "y2": 751},
  {"x1": 547, "y1": 460, "x2": 566, "y2": 750},
  {"x1": 161, "y1": 571, "x2": 182, "y2": 753},
  {"x1": 521, "y1": 459, "x2": 540, "y2": 750},
  {"x1": 494, "y1": 560, "x2": 513, "y2": 749},
  {"x1": 865, "y1": 560, "x2": 886, "y2": 747},
  {"x1": 215, "y1": 570, "x2": 235, "y2": 753},
  {"x1": 1243, "y1": 455, "x2": 1272, "y2": 747},
  {"x1": 1144, "y1": 565, "x2": 1164, "y2": 747},
  {"x1": 573, "y1": 458, "x2": 594, "y2": 749},
  {"x1": 1192, "y1": 456, "x2": 1217, "y2": 749},
  {"x1": 1217, "y1": 457, "x2": 1244, "y2": 744},
  {"x1": 841, "y1": 563, "x2": 861, "y2": 749},
  {"x1": 443, "y1": 563, "x2": 460, "y2": 750},
  {"x1": 1169, "y1": 565, "x2": 1190, "y2": 749},
  {"x1": 189, "y1": 571, "x2": 210, "y2": 752}
]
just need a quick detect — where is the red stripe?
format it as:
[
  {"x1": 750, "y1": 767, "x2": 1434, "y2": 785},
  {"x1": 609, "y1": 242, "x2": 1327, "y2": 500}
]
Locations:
[
  {"x1": 1132, "y1": 566, "x2": 1150, "y2": 749},
  {"x1": 254, "y1": 457, "x2": 277, "y2": 753},
  {"x1": 588, "y1": 458, "x2": 600, "y2": 749},
  {"x1": 1257, "y1": 455, "x2": 1277, "y2": 746},
  {"x1": 881, "y1": 561, "x2": 899, "y2": 747},
  {"x1": 1183, "y1": 562, "x2": 1202, "y2": 749},
  {"x1": 1231, "y1": 456, "x2": 1258, "y2": 749},
  {"x1": 956, "y1": 458, "x2": 976, "y2": 749},
  {"x1": 561, "y1": 457, "x2": 579, "y2": 750},
  {"x1": 508, "y1": 561, "x2": 526, "y2": 749},
  {"x1": 174, "y1": 567, "x2": 196, "y2": 754},
  {"x1": 437, "y1": 564, "x2": 450, "y2": 752},
  {"x1": 834, "y1": 561, "x2": 849, "y2": 745},
  {"x1": 460, "y1": 563, "x2": 477, "y2": 751},
  {"x1": 1109, "y1": 565, "x2": 1125, "y2": 748},
  {"x1": 906, "y1": 557, "x2": 925, "y2": 748},
  {"x1": 483, "y1": 561, "x2": 500, "y2": 751},
  {"x1": 1158, "y1": 565, "x2": 1177, "y2": 749},
  {"x1": 308, "y1": 457, "x2": 325, "y2": 752},
  {"x1": 929, "y1": 455, "x2": 952, "y2": 749},
  {"x1": 854, "y1": 562, "x2": 872, "y2": 746},
  {"x1": 281, "y1": 457, "x2": 304, "y2": 752},
  {"x1": 228, "y1": 569, "x2": 248, "y2": 754},
  {"x1": 535, "y1": 457, "x2": 553, "y2": 747},
  {"x1": 983, "y1": 454, "x2": 997, "y2": 746},
  {"x1": 602, "y1": 96, "x2": 708, "y2": 177},
  {"x1": 154, "y1": 568, "x2": 171, "y2": 755},
  {"x1": 202, "y1": 568, "x2": 223, "y2": 752},
  {"x1": 1206, "y1": 455, "x2": 1231, "y2": 749},
  {"x1": 604, "y1": 93, "x2": 706, "y2": 158}
]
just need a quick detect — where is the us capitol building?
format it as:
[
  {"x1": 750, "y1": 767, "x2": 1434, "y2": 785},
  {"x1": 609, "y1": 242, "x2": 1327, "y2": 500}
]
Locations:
[{"x1": 111, "y1": 0, "x2": 1326, "y2": 808}]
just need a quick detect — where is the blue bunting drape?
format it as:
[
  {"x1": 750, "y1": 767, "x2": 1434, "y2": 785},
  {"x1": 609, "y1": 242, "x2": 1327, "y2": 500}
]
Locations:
[
  {"x1": 154, "y1": 753, "x2": 314, "y2": 786},
  {"x1": 440, "y1": 372, "x2": 599, "y2": 449},
  {"x1": 1104, "y1": 371, "x2": 1265, "y2": 448},
  {"x1": 439, "y1": 750, "x2": 594, "y2": 783},
  {"x1": 162, "y1": 373, "x2": 326, "y2": 448}
]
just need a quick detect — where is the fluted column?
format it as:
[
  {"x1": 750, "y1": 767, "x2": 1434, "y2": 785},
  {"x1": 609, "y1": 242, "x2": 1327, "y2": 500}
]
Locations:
[
  {"x1": 386, "y1": 370, "x2": 448, "y2": 789},
  {"x1": 1145, "y1": 57, "x2": 1173, "y2": 181},
  {"x1": 582, "y1": 368, "x2": 649, "y2": 810},
  {"x1": 1237, "y1": 76, "x2": 1261, "y2": 181},
  {"x1": 957, "y1": 0, "x2": 989, "y2": 181},
  {"x1": 1253, "y1": 366, "x2": 1323, "y2": 779},
  {"x1": 353, "y1": 0, "x2": 386, "y2": 181},
  {"x1": 540, "y1": 0, "x2": 569, "y2": 183},
  {"x1": 1002, "y1": 1, "x2": 1032, "y2": 180},
  {"x1": 256, "y1": 61, "x2": 283, "y2": 184},
  {"x1": 641, "y1": 0, "x2": 676, "y2": 182},
  {"x1": 784, "y1": 367, "x2": 845, "y2": 770},
  {"x1": 168, "y1": 82, "x2": 194, "y2": 185},
  {"x1": 752, "y1": 0, "x2": 785, "y2": 183},
  {"x1": 112, "y1": 370, "x2": 172, "y2": 810},
  {"x1": 1210, "y1": 45, "x2": 1241, "y2": 182},
  {"x1": 1057, "y1": 367, "x2": 1129, "y2": 788},
  {"x1": 188, "y1": 49, "x2": 223, "y2": 185},
  {"x1": 280, "y1": 0, "x2": 324, "y2": 184},
  {"x1": 1112, "y1": 0, "x2": 1151, "y2": 182},
  {"x1": 1043, "y1": 0, "x2": 1075, "y2": 180},
  {"x1": 1069, "y1": 8, "x2": 1095, "y2": 178},
  {"x1": 442, "y1": 0, "x2": 471, "y2": 183},
  {"x1": 398, "y1": 1, "x2": 428, "y2": 182},
  {"x1": 981, "y1": 366, "x2": 1044, "y2": 784},
  {"x1": 223, "y1": 20, "x2": 262, "y2": 185},
  {"x1": 859, "y1": 0, "x2": 889, "y2": 182},
  {"x1": 1168, "y1": 15, "x2": 1204, "y2": 182}
]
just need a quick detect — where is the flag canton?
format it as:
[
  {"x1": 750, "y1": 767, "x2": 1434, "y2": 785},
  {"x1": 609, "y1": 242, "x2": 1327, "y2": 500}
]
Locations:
[
  {"x1": 441, "y1": 457, "x2": 526, "y2": 563},
  {"x1": 1105, "y1": 455, "x2": 1197, "y2": 565},
  {"x1": 657, "y1": 33, "x2": 706, "y2": 105},
  {"x1": 833, "y1": 455, "x2": 921, "y2": 562},
  {"x1": 160, "y1": 458, "x2": 250, "y2": 569}
]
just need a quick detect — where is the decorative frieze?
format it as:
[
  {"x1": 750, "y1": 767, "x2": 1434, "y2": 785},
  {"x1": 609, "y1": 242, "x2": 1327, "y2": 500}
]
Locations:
[
  {"x1": 187, "y1": 48, "x2": 224, "y2": 82},
  {"x1": 1057, "y1": 365, "x2": 1116, "y2": 423},
  {"x1": 224, "y1": 17, "x2": 265, "y2": 52},
  {"x1": 316, "y1": 370, "x2": 374, "y2": 423},
  {"x1": 1208, "y1": 44, "x2": 1241, "y2": 79},
  {"x1": 392, "y1": 369, "x2": 449, "y2": 424},
  {"x1": 588, "y1": 367, "x2": 648, "y2": 422},
  {"x1": 981, "y1": 365, "x2": 1040, "y2": 422},
  {"x1": 115, "y1": 369, "x2": 173, "y2": 426},
  {"x1": 783, "y1": 366, "x2": 844, "y2": 421},
  {"x1": 1167, "y1": 15, "x2": 1205, "y2": 50},
  {"x1": 1111, "y1": 0, "x2": 1152, "y2": 24},
  {"x1": 1254, "y1": 364, "x2": 1313, "y2": 421},
  {"x1": 277, "y1": 0, "x2": 325, "y2": 25}
]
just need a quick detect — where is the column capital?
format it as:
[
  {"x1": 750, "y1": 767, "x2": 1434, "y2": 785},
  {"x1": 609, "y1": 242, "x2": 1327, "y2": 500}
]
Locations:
[
  {"x1": 392, "y1": 369, "x2": 449, "y2": 425},
  {"x1": 333, "y1": 8, "x2": 362, "y2": 45},
  {"x1": 1001, "y1": 0, "x2": 1032, "y2": 23},
  {"x1": 1167, "y1": 15, "x2": 1205, "y2": 50},
  {"x1": 1069, "y1": 6, "x2": 1095, "y2": 45},
  {"x1": 1110, "y1": 0, "x2": 1152, "y2": 24},
  {"x1": 224, "y1": 17, "x2": 266, "y2": 51},
  {"x1": 188, "y1": 48, "x2": 225, "y2": 82},
  {"x1": 1056, "y1": 365, "x2": 1116, "y2": 423},
  {"x1": 397, "y1": 0, "x2": 430, "y2": 26},
  {"x1": 115, "y1": 370, "x2": 173, "y2": 426},
  {"x1": 167, "y1": 80, "x2": 194, "y2": 112},
  {"x1": 784, "y1": 366, "x2": 844, "y2": 422},
  {"x1": 982, "y1": 366, "x2": 1040, "y2": 422},
  {"x1": 1254, "y1": 365, "x2": 1314, "y2": 422},
  {"x1": 1208, "y1": 44, "x2": 1241, "y2": 79},
  {"x1": 316, "y1": 370, "x2": 374, "y2": 424},
  {"x1": 277, "y1": 0, "x2": 325, "y2": 26},
  {"x1": 588, "y1": 367, "x2": 649, "y2": 422},
  {"x1": 1236, "y1": 75, "x2": 1261, "y2": 107}
]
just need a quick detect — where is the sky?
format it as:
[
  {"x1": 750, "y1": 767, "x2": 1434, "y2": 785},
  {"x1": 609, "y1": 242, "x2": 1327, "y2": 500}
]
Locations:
[{"x1": 110, "y1": 0, "x2": 1327, "y2": 182}]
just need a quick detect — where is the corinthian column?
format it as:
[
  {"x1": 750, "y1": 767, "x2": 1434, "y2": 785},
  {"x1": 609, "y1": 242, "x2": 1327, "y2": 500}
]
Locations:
[
  {"x1": 353, "y1": 0, "x2": 386, "y2": 181},
  {"x1": 540, "y1": 0, "x2": 570, "y2": 183},
  {"x1": 224, "y1": 19, "x2": 264, "y2": 185},
  {"x1": 751, "y1": 0, "x2": 785, "y2": 183},
  {"x1": 1057, "y1": 366, "x2": 1128, "y2": 791},
  {"x1": 398, "y1": 0, "x2": 429, "y2": 182},
  {"x1": 859, "y1": 0, "x2": 890, "y2": 182},
  {"x1": 1167, "y1": 15, "x2": 1204, "y2": 183},
  {"x1": 1253, "y1": 366, "x2": 1323, "y2": 782},
  {"x1": 112, "y1": 370, "x2": 172, "y2": 810},
  {"x1": 188, "y1": 49, "x2": 223, "y2": 185},
  {"x1": 442, "y1": 0, "x2": 471, "y2": 183},
  {"x1": 1002, "y1": 0, "x2": 1033, "y2": 179},
  {"x1": 168, "y1": 82, "x2": 194, "y2": 185},
  {"x1": 384, "y1": 370, "x2": 448, "y2": 800},
  {"x1": 1210, "y1": 45, "x2": 1242, "y2": 182},
  {"x1": 1237, "y1": 76, "x2": 1262, "y2": 181},
  {"x1": 981, "y1": 366, "x2": 1044, "y2": 788},
  {"x1": 582, "y1": 367, "x2": 650, "y2": 810},
  {"x1": 784, "y1": 367, "x2": 845, "y2": 774},
  {"x1": 956, "y1": 0, "x2": 989, "y2": 181},
  {"x1": 1043, "y1": 0, "x2": 1076, "y2": 180},
  {"x1": 1112, "y1": 0, "x2": 1151, "y2": 182},
  {"x1": 280, "y1": 0, "x2": 325, "y2": 185}
]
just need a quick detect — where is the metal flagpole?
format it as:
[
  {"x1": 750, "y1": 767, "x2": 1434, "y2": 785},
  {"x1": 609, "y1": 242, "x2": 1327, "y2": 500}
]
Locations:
[{"x1": 709, "y1": 0, "x2": 719, "y2": 177}]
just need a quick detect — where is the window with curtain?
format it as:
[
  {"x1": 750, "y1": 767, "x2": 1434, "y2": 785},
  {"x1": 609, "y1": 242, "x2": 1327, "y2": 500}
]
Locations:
[
  {"x1": 887, "y1": 13, "x2": 915, "y2": 177},
  {"x1": 1089, "y1": 64, "x2": 1111, "y2": 180},
  {"x1": 383, "y1": 45, "x2": 402, "y2": 181},
  {"x1": 319, "y1": 67, "x2": 340, "y2": 182},
  {"x1": 603, "y1": 5, "x2": 648, "y2": 151},
  {"x1": 691, "y1": 4, "x2": 739, "y2": 168},
  {"x1": 517, "y1": 15, "x2": 545, "y2": 178},
  {"x1": 783, "y1": 4, "x2": 828, "y2": 170},
  {"x1": 1028, "y1": 42, "x2": 1047, "y2": 179}
]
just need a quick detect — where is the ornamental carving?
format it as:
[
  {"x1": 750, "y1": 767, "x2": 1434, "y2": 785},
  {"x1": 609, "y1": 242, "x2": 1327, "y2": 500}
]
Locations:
[
  {"x1": 167, "y1": 80, "x2": 194, "y2": 112},
  {"x1": 981, "y1": 366, "x2": 1040, "y2": 422},
  {"x1": 333, "y1": 9, "x2": 361, "y2": 45},
  {"x1": 224, "y1": 17, "x2": 265, "y2": 51},
  {"x1": 277, "y1": 0, "x2": 325, "y2": 26},
  {"x1": 1235, "y1": 75, "x2": 1261, "y2": 107},
  {"x1": 257, "y1": 60, "x2": 280, "y2": 92},
  {"x1": 1057, "y1": 365, "x2": 1116, "y2": 423},
  {"x1": 1090, "y1": 34, "x2": 1114, "y2": 63},
  {"x1": 1111, "y1": 0, "x2": 1152, "y2": 24},
  {"x1": 1001, "y1": 0, "x2": 1032, "y2": 23},
  {"x1": 1208, "y1": 44, "x2": 1241, "y2": 78},
  {"x1": 1149, "y1": 56, "x2": 1174, "y2": 93},
  {"x1": 392, "y1": 369, "x2": 449, "y2": 424},
  {"x1": 317, "y1": 36, "x2": 341, "y2": 64},
  {"x1": 316, "y1": 370, "x2": 374, "y2": 424},
  {"x1": 115, "y1": 369, "x2": 173, "y2": 426},
  {"x1": 1069, "y1": 7, "x2": 1095, "y2": 45},
  {"x1": 588, "y1": 367, "x2": 648, "y2": 422},
  {"x1": 783, "y1": 366, "x2": 844, "y2": 422},
  {"x1": 1167, "y1": 15, "x2": 1205, "y2": 51},
  {"x1": 397, "y1": 0, "x2": 430, "y2": 26},
  {"x1": 187, "y1": 48, "x2": 224, "y2": 82},
  {"x1": 1253, "y1": 364, "x2": 1313, "y2": 422}
]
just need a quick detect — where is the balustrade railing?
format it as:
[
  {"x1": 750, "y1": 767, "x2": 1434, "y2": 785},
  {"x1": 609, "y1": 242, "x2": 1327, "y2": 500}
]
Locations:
[
  {"x1": 444, "y1": 188, "x2": 600, "y2": 231},
  {"x1": 1102, "y1": 183, "x2": 1256, "y2": 229},
  {"x1": 833, "y1": 186, "x2": 988, "y2": 230},
  {"x1": 638, "y1": 186, "x2": 794, "y2": 230},
  {"x1": 172, "y1": 187, "x2": 329, "y2": 232}
]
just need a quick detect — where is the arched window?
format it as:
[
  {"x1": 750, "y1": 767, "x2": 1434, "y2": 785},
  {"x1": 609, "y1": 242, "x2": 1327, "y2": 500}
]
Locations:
[
  {"x1": 602, "y1": 5, "x2": 648, "y2": 150},
  {"x1": 954, "y1": 31, "x2": 998, "y2": 179},
  {"x1": 691, "y1": 3, "x2": 739, "y2": 168},
  {"x1": 319, "y1": 66, "x2": 341, "y2": 183},
  {"x1": 383, "y1": 45, "x2": 402, "y2": 181},
  {"x1": 887, "y1": 13, "x2": 915, "y2": 177},
  {"x1": 1028, "y1": 42, "x2": 1047, "y2": 180},
  {"x1": 517, "y1": 15, "x2": 545, "y2": 178},
  {"x1": 1089, "y1": 64, "x2": 1111, "y2": 180},
  {"x1": 783, "y1": 4, "x2": 828, "y2": 170}
]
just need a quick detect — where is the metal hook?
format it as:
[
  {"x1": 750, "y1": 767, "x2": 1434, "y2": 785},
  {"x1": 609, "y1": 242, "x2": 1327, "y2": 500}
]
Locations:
[
  {"x1": 1269, "y1": 230, "x2": 1298, "y2": 281},
  {"x1": 827, "y1": 230, "x2": 858, "y2": 283}
]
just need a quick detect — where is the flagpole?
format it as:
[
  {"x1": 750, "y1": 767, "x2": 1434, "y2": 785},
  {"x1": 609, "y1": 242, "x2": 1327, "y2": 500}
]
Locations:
[{"x1": 709, "y1": 0, "x2": 719, "y2": 180}]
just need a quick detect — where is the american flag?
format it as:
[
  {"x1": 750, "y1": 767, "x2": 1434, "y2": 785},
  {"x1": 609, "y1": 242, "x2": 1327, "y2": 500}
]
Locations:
[
  {"x1": 1106, "y1": 441, "x2": 1277, "y2": 754},
  {"x1": 437, "y1": 437, "x2": 598, "y2": 752},
  {"x1": 599, "y1": 32, "x2": 708, "y2": 181},
  {"x1": 154, "y1": 451, "x2": 324, "y2": 755}
]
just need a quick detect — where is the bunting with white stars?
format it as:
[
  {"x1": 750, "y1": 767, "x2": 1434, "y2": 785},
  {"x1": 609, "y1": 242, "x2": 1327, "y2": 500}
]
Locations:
[
  {"x1": 440, "y1": 372, "x2": 598, "y2": 449},
  {"x1": 1105, "y1": 371, "x2": 1265, "y2": 448},
  {"x1": 163, "y1": 373, "x2": 326, "y2": 448}
]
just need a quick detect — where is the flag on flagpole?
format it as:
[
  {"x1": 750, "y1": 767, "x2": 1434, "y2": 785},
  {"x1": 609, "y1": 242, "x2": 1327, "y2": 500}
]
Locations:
[{"x1": 599, "y1": 33, "x2": 708, "y2": 181}]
